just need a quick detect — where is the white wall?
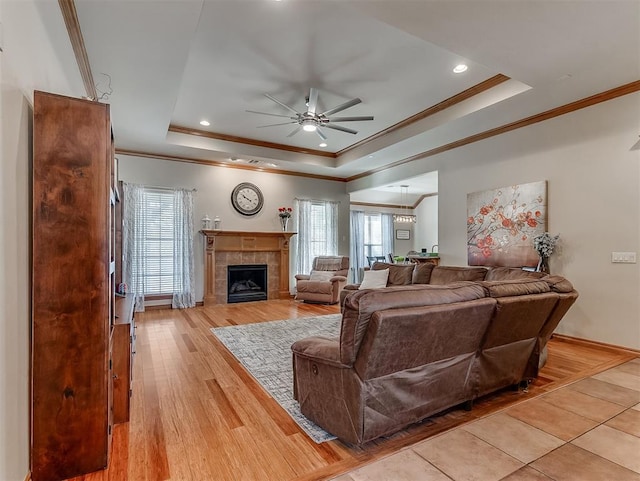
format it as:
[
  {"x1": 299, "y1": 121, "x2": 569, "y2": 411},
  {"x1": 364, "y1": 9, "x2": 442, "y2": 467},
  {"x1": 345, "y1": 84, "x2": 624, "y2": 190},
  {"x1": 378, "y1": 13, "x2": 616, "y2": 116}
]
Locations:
[
  {"x1": 1, "y1": 1, "x2": 85, "y2": 479},
  {"x1": 118, "y1": 155, "x2": 351, "y2": 300},
  {"x1": 351, "y1": 93, "x2": 640, "y2": 350},
  {"x1": 414, "y1": 195, "x2": 438, "y2": 255}
]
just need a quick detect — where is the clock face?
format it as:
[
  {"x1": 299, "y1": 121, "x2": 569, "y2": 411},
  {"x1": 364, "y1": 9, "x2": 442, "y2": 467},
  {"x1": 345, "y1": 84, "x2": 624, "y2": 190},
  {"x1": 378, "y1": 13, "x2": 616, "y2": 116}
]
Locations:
[{"x1": 231, "y1": 182, "x2": 264, "y2": 216}]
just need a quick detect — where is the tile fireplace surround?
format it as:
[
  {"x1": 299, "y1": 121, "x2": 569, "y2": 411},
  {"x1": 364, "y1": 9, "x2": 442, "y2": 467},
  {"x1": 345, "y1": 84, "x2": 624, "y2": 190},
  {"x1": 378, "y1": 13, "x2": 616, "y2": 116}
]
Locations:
[{"x1": 200, "y1": 230, "x2": 296, "y2": 305}]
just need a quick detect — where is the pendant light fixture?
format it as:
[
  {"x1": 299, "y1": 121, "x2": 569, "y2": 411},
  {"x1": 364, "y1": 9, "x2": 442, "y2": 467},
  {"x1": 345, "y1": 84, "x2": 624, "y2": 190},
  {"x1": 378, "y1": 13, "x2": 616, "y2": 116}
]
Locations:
[{"x1": 393, "y1": 185, "x2": 416, "y2": 223}]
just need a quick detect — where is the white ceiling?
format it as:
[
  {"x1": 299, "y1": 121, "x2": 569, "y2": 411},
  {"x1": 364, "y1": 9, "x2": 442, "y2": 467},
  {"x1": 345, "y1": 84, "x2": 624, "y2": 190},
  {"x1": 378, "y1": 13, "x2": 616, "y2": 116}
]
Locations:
[{"x1": 62, "y1": 0, "x2": 639, "y2": 204}]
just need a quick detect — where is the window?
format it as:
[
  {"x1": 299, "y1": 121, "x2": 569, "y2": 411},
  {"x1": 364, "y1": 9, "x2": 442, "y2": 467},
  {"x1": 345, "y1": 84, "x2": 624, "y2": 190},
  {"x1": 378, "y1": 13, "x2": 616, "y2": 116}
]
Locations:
[
  {"x1": 123, "y1": 183, "x2": 195, "y2": 311},
  {"x1": 135, "y1": 190, "x2": 179, "y2": 295},
  {"x1": 364, "y1": 213, "x2": 383, "y2": 257},
  {"x1": 295, "y1": 198, "x2": 339, "y2": 276}
]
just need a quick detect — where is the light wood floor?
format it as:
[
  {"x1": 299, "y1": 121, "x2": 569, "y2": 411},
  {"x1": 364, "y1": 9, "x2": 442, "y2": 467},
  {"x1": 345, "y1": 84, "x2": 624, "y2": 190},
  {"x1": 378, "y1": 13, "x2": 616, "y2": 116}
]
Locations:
[{"x1": 67, "y1": 300, "x2": 637, "y2": 481}]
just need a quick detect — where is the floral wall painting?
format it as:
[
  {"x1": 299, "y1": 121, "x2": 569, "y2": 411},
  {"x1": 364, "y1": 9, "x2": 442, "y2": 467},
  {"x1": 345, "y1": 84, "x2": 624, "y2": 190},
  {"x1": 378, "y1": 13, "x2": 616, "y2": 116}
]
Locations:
[{"x1": 467, "y1": 181, "x2": 547, "y2": 267}]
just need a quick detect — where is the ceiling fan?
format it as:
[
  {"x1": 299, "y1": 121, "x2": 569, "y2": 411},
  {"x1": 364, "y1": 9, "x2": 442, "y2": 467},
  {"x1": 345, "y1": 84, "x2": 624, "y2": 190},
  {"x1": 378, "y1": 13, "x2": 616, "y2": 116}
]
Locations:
[{"x1": 246, "y1": 87, "x2": 374, "y2": 141}]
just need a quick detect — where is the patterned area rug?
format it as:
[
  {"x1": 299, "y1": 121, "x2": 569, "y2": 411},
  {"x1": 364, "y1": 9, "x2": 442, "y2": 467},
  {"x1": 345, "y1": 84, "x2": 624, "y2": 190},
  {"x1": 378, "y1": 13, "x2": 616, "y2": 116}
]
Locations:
[{"x1": 211, "y1": 314, "x2": 342, "y2": 443}]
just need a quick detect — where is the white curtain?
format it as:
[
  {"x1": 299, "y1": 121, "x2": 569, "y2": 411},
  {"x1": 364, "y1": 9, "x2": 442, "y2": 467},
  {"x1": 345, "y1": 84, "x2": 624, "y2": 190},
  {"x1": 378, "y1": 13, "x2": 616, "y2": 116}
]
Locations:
[
  {"x1": 122, "y1": 183, "x2": 195, "y2": 311},
  {"x1": 381, "y1": 213, "x2": 395, "y2": 260},
  {"x1": 350, "y1": 210, "x2": 365, "y2": 283},
  {"x1": 172, "y1": 189, "x2": 196, "y2": 309},
  {"x1": 295, "y1": 198, "x2": 339, "y2": 277},
  {"x1": 122, "y1": 182, "x2": 146, "y2": 311}
]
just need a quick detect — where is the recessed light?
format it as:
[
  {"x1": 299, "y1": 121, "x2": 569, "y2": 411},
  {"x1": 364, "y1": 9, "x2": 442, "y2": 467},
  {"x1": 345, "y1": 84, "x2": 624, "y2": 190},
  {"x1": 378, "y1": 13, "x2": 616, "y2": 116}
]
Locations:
[
  {"x1": 453, "y1": 64, "x2": 468, "y2": 74},
  {"x1": 200, "y1": 120, "x2": 210, "y2": 126},
  {"x1": 319, "y1": 142, "x2": 327, "y2": 148},
  {"x1": 266, "y1": 162, "x2": 278, "y2": 167}
]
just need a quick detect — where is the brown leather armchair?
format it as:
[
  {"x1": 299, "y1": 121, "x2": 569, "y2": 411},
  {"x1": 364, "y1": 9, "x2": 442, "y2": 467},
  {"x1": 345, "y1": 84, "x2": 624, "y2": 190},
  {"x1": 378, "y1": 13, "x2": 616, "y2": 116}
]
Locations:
[{"x1": 294, "y1": 256, "x2": 349, "y2": 304}]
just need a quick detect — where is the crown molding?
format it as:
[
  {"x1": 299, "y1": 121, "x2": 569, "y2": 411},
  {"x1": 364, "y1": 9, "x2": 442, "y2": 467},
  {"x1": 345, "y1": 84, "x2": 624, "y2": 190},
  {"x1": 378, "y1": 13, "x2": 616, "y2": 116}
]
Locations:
[
  {"x1": 338, "y1": 74, "x2": 511, "y2": 157},
  {"x1": 168, "y1": 125, "x2": 337, "y2": 159},
  {"x1": 347, "y1": 79, "x2": 640, "y2": 182},
  {"x1": 115, "y1": 149, "x2": 346, "y2": 182},
  {"x1": 58, "y1": 0, "x2": 97, "y2": 101}
]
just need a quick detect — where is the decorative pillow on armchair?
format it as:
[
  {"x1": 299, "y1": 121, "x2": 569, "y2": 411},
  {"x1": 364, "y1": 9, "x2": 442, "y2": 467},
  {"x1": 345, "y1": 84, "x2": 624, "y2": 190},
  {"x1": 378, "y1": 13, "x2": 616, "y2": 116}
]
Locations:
[
  {"x1": 359, "y1": 269, "x2": 389, "y2": 290},
  {"x1": 309, "y1": 270, "x2": 335, "y2": 282}
]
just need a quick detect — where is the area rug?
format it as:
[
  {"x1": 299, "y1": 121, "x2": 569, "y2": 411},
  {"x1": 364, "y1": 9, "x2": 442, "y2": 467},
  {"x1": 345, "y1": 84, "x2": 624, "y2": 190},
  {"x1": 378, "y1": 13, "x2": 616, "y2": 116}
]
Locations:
[{"x1": 211, "y1": 314, "x2": 341, "y2": 443}]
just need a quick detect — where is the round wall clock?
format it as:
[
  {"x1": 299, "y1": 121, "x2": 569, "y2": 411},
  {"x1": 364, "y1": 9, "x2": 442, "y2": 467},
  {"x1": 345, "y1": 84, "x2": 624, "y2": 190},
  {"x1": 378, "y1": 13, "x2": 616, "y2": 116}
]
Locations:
[{"x1": 231, "y1": 182, "x2": 264, "y2": 216}]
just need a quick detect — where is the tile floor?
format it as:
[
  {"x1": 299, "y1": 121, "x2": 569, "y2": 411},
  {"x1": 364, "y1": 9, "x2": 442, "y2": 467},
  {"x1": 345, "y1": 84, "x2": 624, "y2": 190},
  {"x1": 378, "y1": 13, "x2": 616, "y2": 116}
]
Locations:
[{"x1": 331, "y1": 358, "x2": 640, "y2": 481}]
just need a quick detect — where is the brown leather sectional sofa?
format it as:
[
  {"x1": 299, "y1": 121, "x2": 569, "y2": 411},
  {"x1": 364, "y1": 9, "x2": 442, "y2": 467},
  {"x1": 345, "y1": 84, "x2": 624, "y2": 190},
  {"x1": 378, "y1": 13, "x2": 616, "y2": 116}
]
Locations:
[{"x1": 292, "y1": 264, "x2": 578, "y2": 445}]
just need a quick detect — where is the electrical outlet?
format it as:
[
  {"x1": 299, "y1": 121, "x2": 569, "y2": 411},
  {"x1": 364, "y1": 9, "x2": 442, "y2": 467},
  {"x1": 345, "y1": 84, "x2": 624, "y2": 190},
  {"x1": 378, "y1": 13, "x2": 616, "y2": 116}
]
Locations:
[{"x1": 611, "y1": 252, "x2": 637, "y2": 263}]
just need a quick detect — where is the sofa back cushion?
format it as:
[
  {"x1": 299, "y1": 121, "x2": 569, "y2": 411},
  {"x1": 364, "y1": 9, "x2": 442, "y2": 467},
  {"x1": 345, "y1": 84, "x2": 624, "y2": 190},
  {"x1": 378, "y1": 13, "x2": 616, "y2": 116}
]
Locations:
[
  {"x1": 484, "y1": 267, "x2": 546, "y2": 281},
  {"x1": 481, "y1": 279, "x2": 551, "y2": 298},
  {"x1": 313, "y1": 256, "x2": 349, "y2": 271},
  {"x1": 430, "y1": 266, "x2": 488, "y2": 285},
  {"x1": 372, "y1": 262, "x2": 414, "y2": 286},
  {"x1": 412, "y1": 262, "x2": 435, "y2": 284},
  {"x1": 339, "y1": 283, "x2": 486, "y2": 365},
  {"x1": 354, "y1": 298, "x2": 496, "y2": 379}
]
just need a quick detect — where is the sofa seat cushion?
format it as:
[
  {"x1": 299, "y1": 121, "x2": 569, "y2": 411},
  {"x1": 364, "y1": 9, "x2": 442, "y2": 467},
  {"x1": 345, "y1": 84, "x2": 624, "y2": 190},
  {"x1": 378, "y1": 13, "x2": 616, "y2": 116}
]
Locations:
[
  {"x1": 485, "y1": 267, "x2": 546, "y2": 281},
  {"x1": 296, "y1": 280, "x2": 335, "y2": 295},
  {"x1": 430, "y1": 266, "x2": 488, "y2": 285}
]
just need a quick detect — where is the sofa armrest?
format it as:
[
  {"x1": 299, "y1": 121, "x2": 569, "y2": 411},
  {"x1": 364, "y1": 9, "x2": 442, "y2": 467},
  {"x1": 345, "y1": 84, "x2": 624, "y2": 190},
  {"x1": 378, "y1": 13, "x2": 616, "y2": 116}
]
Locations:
[
  {"x1": 295, "y1": 274, "x2": 311, "y2": 281},
  {"x1": 330, "y1": 275, "x2": 347, "y2": 283},
  {"x1": 291, "y1": 336, "x2": 349, "y2": 368}
]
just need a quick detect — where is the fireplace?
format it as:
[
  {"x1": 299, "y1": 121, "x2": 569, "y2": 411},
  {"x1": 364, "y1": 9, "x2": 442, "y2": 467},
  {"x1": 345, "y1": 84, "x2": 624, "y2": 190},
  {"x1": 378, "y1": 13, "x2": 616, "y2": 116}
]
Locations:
[{"x1": 227, "y1": 264, "x2": 268, "y2": 303}]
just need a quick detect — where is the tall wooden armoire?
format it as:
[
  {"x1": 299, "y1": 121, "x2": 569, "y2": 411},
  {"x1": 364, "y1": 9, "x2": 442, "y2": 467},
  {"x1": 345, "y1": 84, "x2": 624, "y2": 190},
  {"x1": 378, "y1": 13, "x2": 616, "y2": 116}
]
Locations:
[{"x1": 31, "y1": 91, "x2": 115, "y2": 481}]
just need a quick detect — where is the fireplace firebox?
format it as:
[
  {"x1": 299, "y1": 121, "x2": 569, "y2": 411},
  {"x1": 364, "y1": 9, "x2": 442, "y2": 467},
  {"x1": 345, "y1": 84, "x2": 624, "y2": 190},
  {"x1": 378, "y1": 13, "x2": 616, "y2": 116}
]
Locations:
[{"x1": 227, "y1": 264, "x2": 268, "y2": 303}]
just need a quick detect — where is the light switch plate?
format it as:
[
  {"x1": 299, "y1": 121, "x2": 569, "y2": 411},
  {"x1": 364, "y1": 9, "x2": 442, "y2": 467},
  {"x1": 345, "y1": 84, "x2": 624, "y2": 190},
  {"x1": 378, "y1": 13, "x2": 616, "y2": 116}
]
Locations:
[{"x1": 612, "y1": 252, "x2": 637, "y2": 263}]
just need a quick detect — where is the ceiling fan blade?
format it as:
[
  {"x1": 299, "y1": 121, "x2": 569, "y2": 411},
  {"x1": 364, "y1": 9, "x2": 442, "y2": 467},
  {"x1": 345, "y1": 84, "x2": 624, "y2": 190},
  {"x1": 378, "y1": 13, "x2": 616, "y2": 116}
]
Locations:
[
  {"x1": 321, "y1": 98, "x2": 362, "y2": 117},
  {"x1": 256, "y1": 121, "x2": 298, "y2": 128},
  {"x1": 246, "y1": 110, "x2": 296, "y2": 119},
  {"x1": 286, "y1": 126, "x2": 302, "y2": 138},
  {"x1": 324, "y1": 123, "x2": 358, "y2": 135},
  {"x1": 327, "y1": 116, "x2": 374, "y2": 122},
  {"x1": 315, "y1": 127, "x2": 327, "y2": 141},
  {"x1": 307, "y1": 87, "x2": 319, "y2": 115},
  {"x1": 264, "y1": 93, "x2": 300, "y2": 115}
]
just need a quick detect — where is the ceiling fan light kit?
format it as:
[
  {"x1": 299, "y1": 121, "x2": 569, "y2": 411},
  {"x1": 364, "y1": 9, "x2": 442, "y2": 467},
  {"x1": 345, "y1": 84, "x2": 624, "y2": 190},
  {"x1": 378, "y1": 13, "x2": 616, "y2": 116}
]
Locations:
[{"x1": 248, "y1": 87, "x2": 374, "y2": 140}]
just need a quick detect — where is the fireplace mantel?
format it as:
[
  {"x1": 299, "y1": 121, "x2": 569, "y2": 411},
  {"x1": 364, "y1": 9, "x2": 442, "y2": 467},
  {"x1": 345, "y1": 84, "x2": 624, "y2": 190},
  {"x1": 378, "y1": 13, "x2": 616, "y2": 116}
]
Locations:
[{"x1": 200, "y1": 230, "x2": 296, "y2": 305}]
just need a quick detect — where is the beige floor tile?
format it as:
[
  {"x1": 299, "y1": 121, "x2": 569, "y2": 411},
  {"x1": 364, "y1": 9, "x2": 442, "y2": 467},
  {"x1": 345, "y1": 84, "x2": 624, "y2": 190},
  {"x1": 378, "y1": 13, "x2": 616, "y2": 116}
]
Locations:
[
  {"x1": 633, "y1": 402, "x2": 640, "y2": 411},
  {"x1": 572, "y1": 424, "x2": 640, "y2": 473},
  {"x1": 330, "y1": 475, "x2": 355, "y2": 481},
  {"x1": 592, "y1": 369, "x2": 640, "y2": 392},
  {"x1": 504, "y1": 398, "x2": 599, "y2": 441},
  {"x1": 567, "y1": 377, "x2": 640, "y2": 407},
  {"x1": 347, "y1": 450, "x2": 452, "y2": 481},
  {"x1": 413, "y1": 429, "x2": 523, "y2": 481},
  {"x1": 531, "y1": 443, "x2": 640, "y2": 481},
  {"x1": 606, "y1": 408, "x2": 640, "y2": 437},
  {"x1": 541, "y1": 386, "x2": 627, "y2": 422},
  {"x1": 615, "y1": 359, "x2": 640, "y2": 376},
  {"x1": 499, "y1": 466, "x2": 554, "y2": 480},
  {"x1": 463, "y1": 413, "x2": 564, "y2": 464}
]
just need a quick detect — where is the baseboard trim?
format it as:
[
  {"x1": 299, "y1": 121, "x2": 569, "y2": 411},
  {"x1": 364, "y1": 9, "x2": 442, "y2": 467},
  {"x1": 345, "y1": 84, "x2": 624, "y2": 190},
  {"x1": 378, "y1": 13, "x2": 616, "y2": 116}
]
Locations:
[{"x1": 552, "y1": 334, "x2": 640, "y2": 356}]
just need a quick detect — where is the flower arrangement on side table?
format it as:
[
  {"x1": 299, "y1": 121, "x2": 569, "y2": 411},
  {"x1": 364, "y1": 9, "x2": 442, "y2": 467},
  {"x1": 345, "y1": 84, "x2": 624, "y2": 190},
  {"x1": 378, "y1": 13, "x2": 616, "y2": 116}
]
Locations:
[
  {"x1": 278, "y1": 207, "x2": 292, "y2": 231},
  {"x1": 533, "y1": 232, "x2": 560, "y2": 273}
]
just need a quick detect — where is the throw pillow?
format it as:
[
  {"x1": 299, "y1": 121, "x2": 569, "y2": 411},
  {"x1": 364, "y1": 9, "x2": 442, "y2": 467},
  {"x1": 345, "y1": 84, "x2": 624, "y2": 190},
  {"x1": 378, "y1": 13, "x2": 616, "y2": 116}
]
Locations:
[
  {"x1": 359, "y1": 268, "x2": 389, "y2": 290},
  {"x1": 309, "y1": 270, "x2": 335, "y2": 282}
]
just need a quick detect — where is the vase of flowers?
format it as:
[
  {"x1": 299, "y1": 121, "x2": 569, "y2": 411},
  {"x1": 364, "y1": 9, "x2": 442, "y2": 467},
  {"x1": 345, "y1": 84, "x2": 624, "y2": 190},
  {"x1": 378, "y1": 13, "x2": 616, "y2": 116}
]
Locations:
[
  {"x1": 533, "y1": 232, "x2": 560, "y2": 273},
  {"x1": 278, "y1": 207, "x2": 292, "y2": 231}
]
